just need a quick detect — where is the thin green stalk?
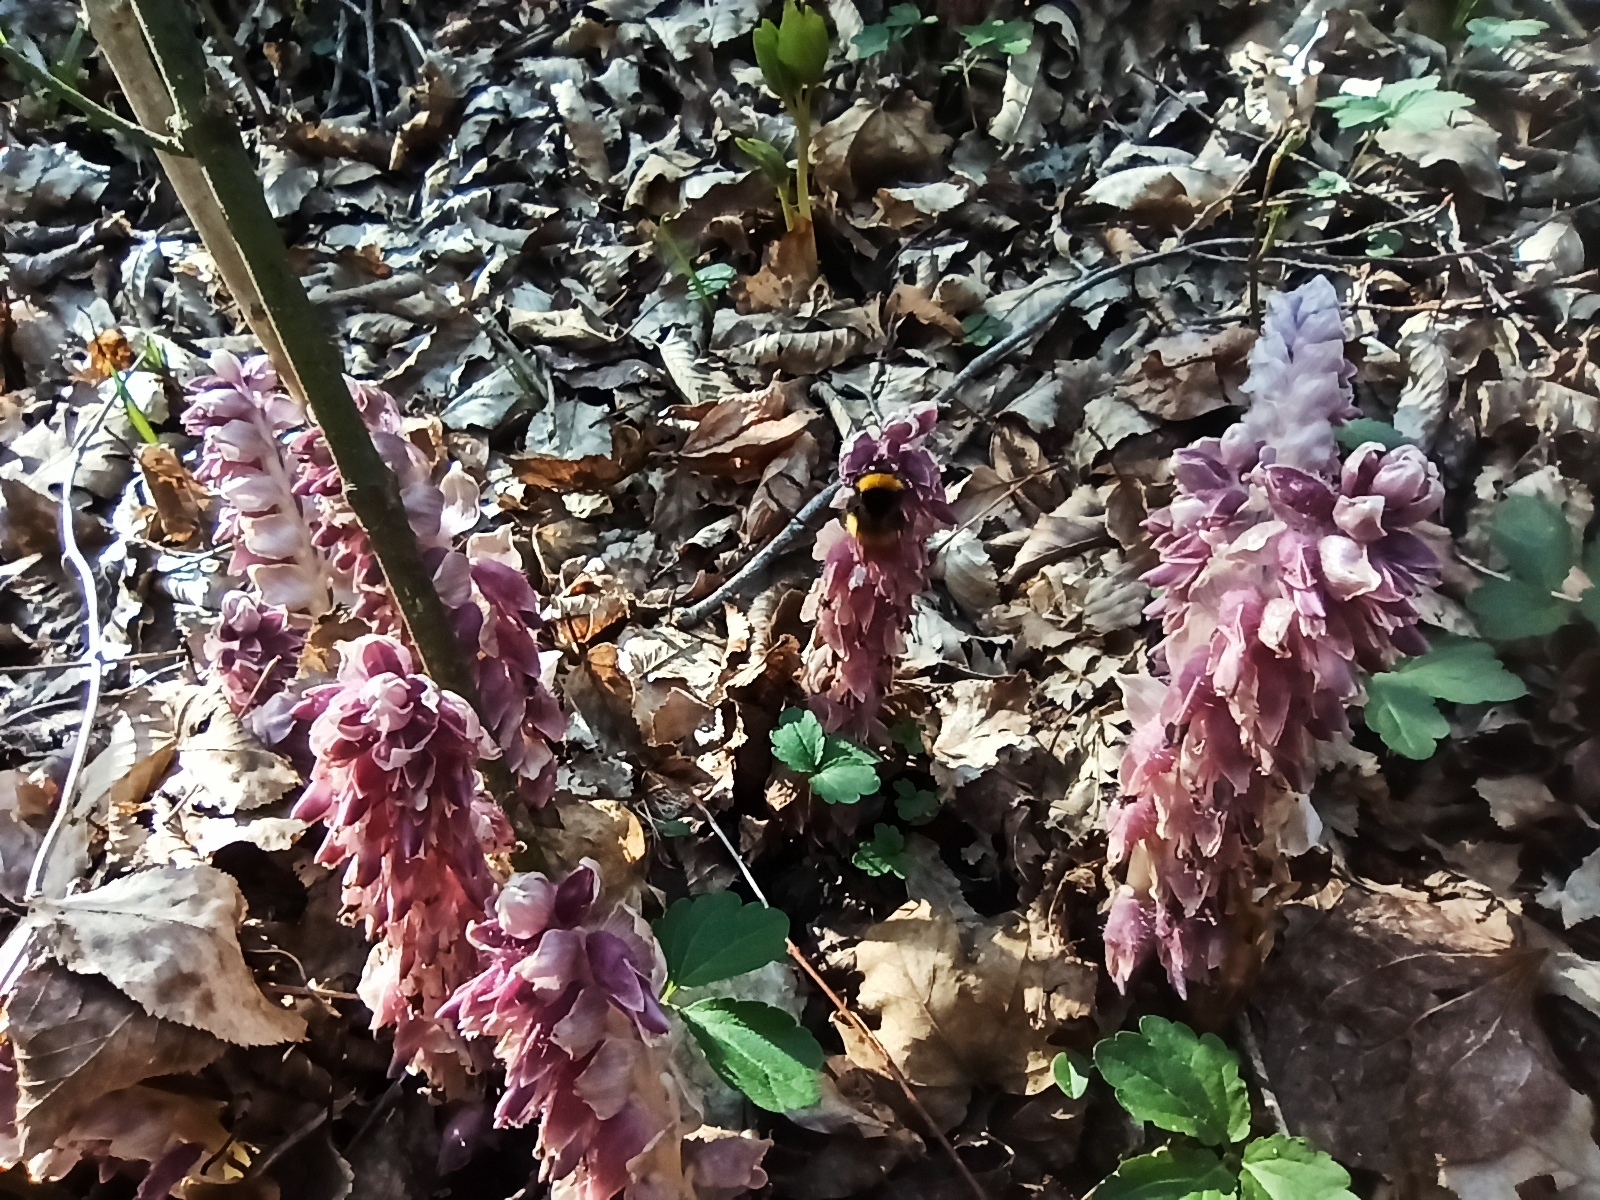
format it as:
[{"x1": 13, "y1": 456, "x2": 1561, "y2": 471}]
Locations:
[
  {"x1": 792, "y1": 89, "x2": 813, "y2": 224},
  {"x1": 0, "y1": 28, "x2": 185, "y2": 153}
]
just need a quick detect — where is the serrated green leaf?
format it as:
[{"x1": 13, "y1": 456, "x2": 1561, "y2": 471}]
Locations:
[
  {"x1": 1305, "y1": 170, "x2": 1351, "y2": 198},
  {"x1": 1468, "y1": 577, "x2": 1576, "y2": 639},
  {"x1": 853, "y1": 22, "x2": 895, "y2": 55},
  {"x1": 1335, "y1": 417, "x2": 1408, "y2": 451},
  {"x1": 1241, "y1": 1136, "x2": 1359, "y2": 1200},
  {"x1": 1387, "y1": 86, "x2": 1473, "y2": 132},
  {"x1": 694, "y1": 263, "x2": 737, "y2": 295},
  {"x1": 1094, "y1": 1146, "x2": 1238, "y2": 1200},
  {"x1": 1364, "y1": 674, "x2": 1449, "y2": 760},
  {"x1": 853, "y1": 824, "x2": 910, "y2": 878},
  {"x1": 1366, "y1": 229, "x2": 1404, "y2": 258},
  {"x1": 890, "y1": 720, "x2": 925, "y2": 755},
  {"x1": 962, "y1": 311, "x2": 1010, "y2": 347},
  {"x1": 960, "y1": 18, "x2": 1032, "y2": 55},
  {"x1": 893, "y1": 779, "x2": 939, "y2": 824},
  {"x1": 680, "y1": 998, "x2": 824, "y2": 1112},
  {"x1": 1052, "y1": 1050, "x2": 1091, "y2": 1100},
  {"x1": 777, "y1": 0, "x2": 830, "y2": 87},
  {"x1": 1093, "y1": 1016, "x2": 1250, "y2": 1146},
  {"x1": 1493, "y1": 494, "x2": 1574, "y2": 590},
  {"x1": 771, "y1": 708, "x2": 825, "y2": 773},
  {"x1": 809, "y1": 758, "x2": 879, "y2": 804},
  {"x1": 1464, "y1": 16, "x2": 1547, "y2": 49},
  {"x1": 654, "y1": 892, "x2": 790, "y2": 988},
  {"x1": 1383, "y1": 639, "x2": 1527, "y2": 704}
]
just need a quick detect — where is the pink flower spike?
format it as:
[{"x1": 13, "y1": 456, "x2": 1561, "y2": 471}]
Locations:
[
  {"x1": 802, "y1": 405, "x2": 954, "y2": 736},
  {"x1": 1107, "y1": 277, "x2": 1444, "y2": 995}
]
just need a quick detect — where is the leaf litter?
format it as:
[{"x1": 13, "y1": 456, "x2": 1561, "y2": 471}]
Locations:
[{"x1": 1, "y1": 0, "x2": 1600, "y2": 1197}]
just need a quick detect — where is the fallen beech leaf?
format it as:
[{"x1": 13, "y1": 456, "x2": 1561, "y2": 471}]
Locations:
[
  {"x1": 33, "y1": 863, "x2": 307, "y2": 1046},
  {"x1": 162, "y1": 687, "x2": 299, "y2": 815},
  {"x1": 680, "y1": 381, "x2": 814, "y2": 482},
  {"x1": 137, "y1": 443, "x2": 210, "y2": 546},
  {"x1": 6, "y1": 964, "x2": 225, "y2": 1159},
  {"x1": 736, "y1": 222, "x2": 822, "y2": 315},
  {"x1": 514, "y1": 423, "x2": 647, "y2": 492},
  {"x1": 84, "y1": 329, "x2": 135, "y2": 382},
  {"x1": 931, "y1": 676, "x2": 1036, "y2": 788},
  {"x1": 1118, "y1": 326, "x2": 1254, "y2": 421},
  {"x1": 811, "y1": 97, "x2": 952, "y2": 201},
  {"x1": 29, "y1": 1084, "x2": 241, "y2": 1186},
  {"x1": 847, "y1": 900, "x2": 1095, "y2": 1095},
  {"x1": 1254, "y1": 885, "x2": 1574, "y2": 1176}
]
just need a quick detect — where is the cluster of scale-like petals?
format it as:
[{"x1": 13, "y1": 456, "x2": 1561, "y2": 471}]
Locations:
[
  {"x1": 442, "y1": 862, "x2": 702, "y2": 1200},
  {"x1": 182, "y1": 355, "x2": 563, "y2": 801},
  {"x1": 182, "y1": 354, "x2": 332, "y2": 614},
  {"x1": 292, "y1": 635, "x2": 510, "y2": 1086},
  {"x1": 803, "y1": 405, "x2": 954, "y2": 735},
  {"x1": 1106, "y1": 277, "x2": 1445, "y2": 994}
]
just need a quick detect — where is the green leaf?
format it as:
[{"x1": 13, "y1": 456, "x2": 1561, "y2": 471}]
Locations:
[
  {"x1": 776, "y1": 0, "x2": 830, "y2": 87},
  {"x1": 737, "y1": 136, "x2": 792, "y2": 184},
  {"x1": 657, "y1": 818, "x2": 693, "y2": 838},
  {"x1": 893, "y1": 779, "x2": 939, "y2": 825},
  {"x1": 853, "y1": 22, "x2": 896, "y2": 56},
  {"x1": 1381, "y1": 639, "x2": 1527, "y2": 704},
  {"x1": 1335, "y1": 417, "x2": 1408, "y2": 451},
  {"x1": 889, "y1": 720, "x2": 925, "y2": 755},
  {"x1": 961, "y1": 311, "x2": 1011, "y2": 347},
  {"x1": 1305, "y1": 170, "x2": 1351, "y2": 198},
  {"x1": 753, "y1": 18, "x2": 793, "y2": 100},
  {"x1": 1387, "y1": 85, "x2": 1474, "y2": 132},
  {"x1": 811, "y1": 735, "x2": 879, "y2": 804},
  {"x1": 1364, "y1": 674, "x2": 1451, "y2": 760},
  {"x1": 654, "y1": 892, "x2": 790, "y2": 988},
  {"x1": 694, "y1": 263, "x2": 737, "y2": 295},
  {"x1": 1366, "y1": 229, "x2": 1404, "y2": 258},
  {"x1": 771, "y1": 708, "x2": 825, "y2": 773},
  {"x1": 853, "y1": 824, "x2": 911, "y2": 878},
  {"x1": 1095, "y1": 1147, "x2": 1238, "y2": 1200},
  {"x1": 884, "y1": 2, "x2": 930, "y2": 27},
  {"x1": 680, "y1": 998, "x2": 824, "y2": 1112},
  {"x1": 1468, "y1": 576, "x2": 1576, "y2": 639},
  {"x1": 1319, "y1": 76, "x2": 1472, "y2": 133},
  {"x1": 960, "y1": 18, "x2": 1032, "y2": 55},
  {"x1": 1241, "y1": 1136, "x2": 1359, "y2": 1200},
  {"x1": 1493, "y1": 494, "x2": 1574, "y2": 591},
  {"x1": 1319, "y1": 92, "x2": 1397, "y2": 130},
  {"x1": 1093, "y1": 1016, "x2": 1250, "y2": 1147},
  {"x1": 1464, "y1": 16, "x2": 1547, "y2": 49},
  {"x1": 1052, "y1": 1050, "x2": 1091, "y2": 1100}
]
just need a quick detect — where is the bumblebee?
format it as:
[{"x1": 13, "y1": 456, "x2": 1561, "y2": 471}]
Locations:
[{"x1": 844, "y1": 472, "x2": 908, "y2": 553}]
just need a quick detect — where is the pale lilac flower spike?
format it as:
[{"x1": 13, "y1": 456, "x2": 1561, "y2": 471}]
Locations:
[
  {"x1": 803, "y1": 404, "x2": 954, "y2": 736},
  {"x1": 1106, "y1": 277, "x2": 1444, "y2": 995}
]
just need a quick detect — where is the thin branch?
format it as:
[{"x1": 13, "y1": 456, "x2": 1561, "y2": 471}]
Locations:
[
  {"x1": 691, "y1": 800, "x2": 990, "y2": 1200},
  {"x1": 0, "y1": 33, "x2": 186, "y2": 153}
]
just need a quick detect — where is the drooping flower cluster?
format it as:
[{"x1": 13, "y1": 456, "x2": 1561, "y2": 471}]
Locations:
[
  {"x1": 1107, "y1": 277, "x2": 1444, "y2": 994},
  {"x1": 292, "y1": 635, "x2": 511, "y2": 1087},
  {"x1": 443, "y1": 862, "x2": 768, "y2": 1200},
  {"x1": 204, "y1": 590, "x2": 307, "y2": 742},
  {"x1": 802, "y1": 405, "x2": 954, "y2": 735},
  {"x1": 183, "y1": 354, "x2": 563, "y2": 802}
]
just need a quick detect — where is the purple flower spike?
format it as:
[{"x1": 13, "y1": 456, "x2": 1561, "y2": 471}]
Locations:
[
  {"x1": 1106, "y1": 278, "x2": 1444, "y2": 997},
  {"x1": 802, "y1": 405, "x2": 955, "y2": 736}
]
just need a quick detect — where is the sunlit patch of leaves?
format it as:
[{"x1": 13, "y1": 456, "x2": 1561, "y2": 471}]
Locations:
[{"x1": 1464, "y1": 17, "x2": 1547, "y2": 50}]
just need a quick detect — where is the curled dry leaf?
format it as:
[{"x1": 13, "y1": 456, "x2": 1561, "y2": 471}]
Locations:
[
  {"x1": 32, "y1": 863, "x2": 307, "y2": 1047},
  {"x1": 930, "y1": 676, "x2": 1038, "y2": 790},
  {"x1": 1117, "y1": 326, "x2": 1254, "y2": 421},
  {"x1": 1253, "y1": 885, "x2": 1584, "y2": 1179},
  {"x1": 29, "y1": 1084, "x2": 239, "y2": 1187},
  {"x1": 161, "y1": 686, "x2": 300, "y2": 816},
  {"x1": 4, "y1": 964, "x2": 225, "y2": 1160},
  {"x1": 136, "y1": 443, "x2": 210, "y2": 547},
  {"x1": 810, "y1": 97, "x2": 952, "y2": 201},
  {"x1": 845, "y1": 900, "x2": 1095, "y2": 1096},
  {"x1": 678, "y1": 380, "x2": 814, "y2": 483}
]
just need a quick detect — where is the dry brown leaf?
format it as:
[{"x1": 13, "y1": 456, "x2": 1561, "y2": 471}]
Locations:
[
  {"x1": 1118, "y1": 326, "x2": 1254, "y2": 421},
  {"x1": 931, "y1": 677, "x2": 1037, "y2": 788},
  {"x1": 846, "y1": 900, "x2": 1094, "y2": 1095},
  {"x1": 28, "y1": 1084, "x2": 242, "y2": 1186},
  {"x1": 513, "y1": 423, "x2": 647, "y2": 492},
  {"x1": 1254, "y1": 885, "x2": 1578, "y2": 1177},
  {"x1": 33, "y1": 863, "x2": 307, "y2": 1046},
  {"x1": 811, "y1": 97, "x2": 952, "y2": 201},
  {"x1": 744, "y1": 431, "x2": 820, "y2": 544},
  {"x1": 885, "y1": 283, "x2": 964, "y2": 339},
  {"x1": 161, "y1": 686, "x2": 299, "y2": 816},
  {"x1": 679, "y1": 380, "x2": 814, "y2": 483},
  {"x1": 735, "y1": 222, "x2": 822, "y2": 315},
  {"x1": 5, "y1": 964, "x2": 225, "y2": 1159},
  {"x1": 136, "y1": 443, "x2": 210, "y2": 546}
]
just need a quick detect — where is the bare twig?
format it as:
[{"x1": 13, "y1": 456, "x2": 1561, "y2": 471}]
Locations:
[
  {"x1": 0, "y1": 32, "x2": 185, "y2": 153},
  {"x1": 247, "y1": 1108, "x2": 329, "y2": 1179},
  {"x1": 361, "y1": 0, "x2": 382, "y2": 121},
  {"x1": 672, "y1": 481, "x2": 841, "y2": 629},
  {"x1": 691, "y1": 801, "x2": 989, "y2": 1200}
]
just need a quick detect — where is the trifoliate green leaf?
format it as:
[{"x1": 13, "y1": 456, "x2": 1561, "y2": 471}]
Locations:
[
  {"x1": 893, "y1": 779, "x2": 939, "y2": 825},
  {"x1": 1492, "y1": 493, "x2": 1574, "y2": 591},
  {"x1": 771, "y1": 708, "x2": 826, "y2": 773},
  {"x1": 1366, "y1": 229, "x2": 1404, "y2": 258},
  {"x1": 1094, "y1": 1146, "x2": 1238, "y2": 1200},
  {"x1": 1468, "y1": 577, "x2": 1576, "y2": 640},
  {"x1": 1240, "y1": 1136, "x2": 1359, "y2": 1200},
  {"x1": 961, "y1": 311, "x2": 1010, "y2": 347},
  {"x1": 1364, "y1": 674, "x2": 1451, "y2": 760},
  {"x1": 654, "y1": 892, "x2": 789, "y2": 988},
  {"x1": 1052, "y1": 1050, "x2": 1092, "y2": 1100},
  {"x1": 1379, "y1": 639, "x2": 1527, "y2": 704},
  {"x1": 1093, "y1": 1016, "x2": 1250, "y2": 1147},
  {"x1": 852, "y1": 824, "x2": 911, "y2": 878},
  {"x1": 960, "y1": 18, "x2": 1032, "y2": 55},
  {"x1": 810, "y1": 735, "x2": 878, "y2": 804},
  {"x1": 853, "y1": 22, "x2": 896, "y2": 56},
  {"x1": 680, "y1": 998, "x2": 824, "y2": 1112},
  {"x1": 1305, "y1": 170, "x2": 1351, "y2": 198},
  {"x1": 1464, "y1": 17, "x2": 1547, "y2": 49}
]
